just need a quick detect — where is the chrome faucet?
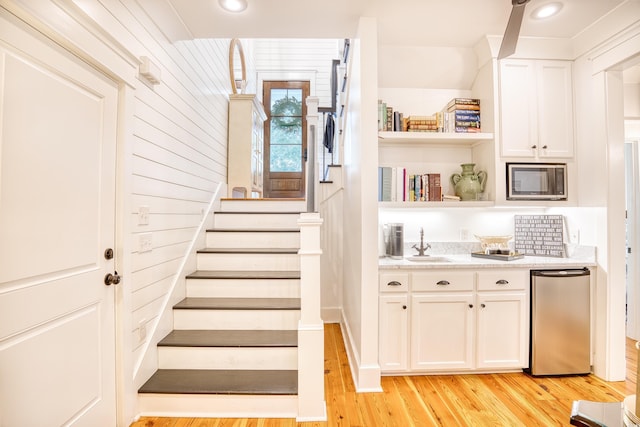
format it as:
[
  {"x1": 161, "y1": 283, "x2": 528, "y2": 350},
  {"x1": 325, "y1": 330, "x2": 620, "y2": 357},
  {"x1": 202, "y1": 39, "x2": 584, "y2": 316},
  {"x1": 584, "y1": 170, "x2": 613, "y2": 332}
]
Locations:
[{"x1": 412, "y1": 227, "x2": 431, "y2": 256}]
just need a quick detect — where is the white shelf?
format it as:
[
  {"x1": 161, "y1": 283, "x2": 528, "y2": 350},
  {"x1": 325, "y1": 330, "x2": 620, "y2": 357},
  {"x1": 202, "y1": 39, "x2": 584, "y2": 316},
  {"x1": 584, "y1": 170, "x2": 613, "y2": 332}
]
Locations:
[
  {"x1": 379, "y1": 201, "x2": 494, "y2": 209},
  {"x1": 378, "y1": 131, "x2": 493, "y2": 146}
]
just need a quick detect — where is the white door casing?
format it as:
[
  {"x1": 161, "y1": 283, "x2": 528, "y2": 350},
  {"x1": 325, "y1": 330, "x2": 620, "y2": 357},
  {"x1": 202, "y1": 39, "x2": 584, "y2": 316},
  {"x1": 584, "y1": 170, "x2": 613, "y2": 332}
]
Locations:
[{"x1": 0, "y1": 11, "x2": 118, "y2": 427}]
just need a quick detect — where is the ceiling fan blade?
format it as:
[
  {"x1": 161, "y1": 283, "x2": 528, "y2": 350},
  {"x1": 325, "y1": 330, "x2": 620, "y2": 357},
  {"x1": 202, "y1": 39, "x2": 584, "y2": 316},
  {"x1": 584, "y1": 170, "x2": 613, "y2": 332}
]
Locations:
[{"x1": 498, "y1": 0, "x2": 530, "y2": 60}]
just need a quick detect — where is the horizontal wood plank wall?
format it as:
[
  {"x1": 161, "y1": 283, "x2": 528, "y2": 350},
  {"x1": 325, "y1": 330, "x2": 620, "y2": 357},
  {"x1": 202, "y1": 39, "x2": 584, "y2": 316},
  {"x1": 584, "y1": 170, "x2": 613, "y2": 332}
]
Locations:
[
  {"x1": 253, "y1": 39, "x2": 340, "y2": 108},
  {"x1": 80, "y1": 1, "x2": 238, "y2": 383}
]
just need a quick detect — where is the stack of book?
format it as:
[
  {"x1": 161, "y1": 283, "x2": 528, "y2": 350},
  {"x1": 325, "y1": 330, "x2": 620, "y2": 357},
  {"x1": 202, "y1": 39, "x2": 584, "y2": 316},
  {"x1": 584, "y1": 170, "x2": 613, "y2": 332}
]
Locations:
[
  {"x1": 406, "y1": 115, "x2": 440, "y2": 132},
  {"x1": 378, "y1": 167, "x2": 442, "y2": 202},
  {"x1": 444, "y1": 98, "x2": 481, "y2": 133}
]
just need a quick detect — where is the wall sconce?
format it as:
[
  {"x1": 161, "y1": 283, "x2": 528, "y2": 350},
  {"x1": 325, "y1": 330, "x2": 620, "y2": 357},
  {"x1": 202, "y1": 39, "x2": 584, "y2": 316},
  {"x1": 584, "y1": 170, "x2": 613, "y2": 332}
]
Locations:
[{"x1": 139, "y1": 56, "x2": 161, "y2": 85}]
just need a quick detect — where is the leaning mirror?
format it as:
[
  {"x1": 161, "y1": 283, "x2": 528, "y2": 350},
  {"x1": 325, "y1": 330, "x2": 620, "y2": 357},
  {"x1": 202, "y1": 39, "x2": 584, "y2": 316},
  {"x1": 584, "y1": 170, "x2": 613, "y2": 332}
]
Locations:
[{"x1": 229, "y1": 38, "x2": 247, "y2": 94}]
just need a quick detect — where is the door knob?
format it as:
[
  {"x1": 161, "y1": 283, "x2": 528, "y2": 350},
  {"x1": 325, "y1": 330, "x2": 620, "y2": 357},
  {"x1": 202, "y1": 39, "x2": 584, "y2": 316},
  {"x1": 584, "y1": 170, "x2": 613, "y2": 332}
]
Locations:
[{"x1": 104, "y1": 272, "x2": 121, "y2": 286}]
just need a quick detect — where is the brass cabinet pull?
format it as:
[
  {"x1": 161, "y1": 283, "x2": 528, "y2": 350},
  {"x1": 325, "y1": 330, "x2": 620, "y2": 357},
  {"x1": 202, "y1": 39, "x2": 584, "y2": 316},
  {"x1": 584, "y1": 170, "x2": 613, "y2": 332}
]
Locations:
[
  {"x1": 387, "y1": 281, "x2": 402, "y2": 287},
  {"x1": 496, "y1": 279, "x2": 509, "y2": 285},
  {"x1": 436, "y1": 280, "x2": 450, "y2": 286}
]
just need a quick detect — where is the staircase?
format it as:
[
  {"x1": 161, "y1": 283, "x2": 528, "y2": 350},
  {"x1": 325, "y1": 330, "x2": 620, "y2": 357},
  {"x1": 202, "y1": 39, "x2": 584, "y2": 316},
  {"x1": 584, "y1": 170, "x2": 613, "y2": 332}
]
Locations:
[{"x1": 138, "y1": 198, "x2": 325, "y2": 419}]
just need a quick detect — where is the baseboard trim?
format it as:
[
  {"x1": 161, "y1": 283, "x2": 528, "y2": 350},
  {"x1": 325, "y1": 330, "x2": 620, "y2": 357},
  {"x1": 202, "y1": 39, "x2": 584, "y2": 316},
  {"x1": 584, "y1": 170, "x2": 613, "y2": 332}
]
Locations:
[
  {"x1": 339, "y1": 310, "x2": 382, "y2": 393},
  {"x1": 321, "y1": 307, "x2": 342, "y2": 323}
]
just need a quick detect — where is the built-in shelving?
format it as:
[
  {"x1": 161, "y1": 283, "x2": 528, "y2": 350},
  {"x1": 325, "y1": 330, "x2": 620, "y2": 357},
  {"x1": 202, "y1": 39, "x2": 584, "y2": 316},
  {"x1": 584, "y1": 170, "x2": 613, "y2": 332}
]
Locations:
[
  {"x1": 378, "y1": 131, "x2": 494, "y2": 146},
  {"x1": 379, "y1": 201, "x2": 494, "y2": 208}
]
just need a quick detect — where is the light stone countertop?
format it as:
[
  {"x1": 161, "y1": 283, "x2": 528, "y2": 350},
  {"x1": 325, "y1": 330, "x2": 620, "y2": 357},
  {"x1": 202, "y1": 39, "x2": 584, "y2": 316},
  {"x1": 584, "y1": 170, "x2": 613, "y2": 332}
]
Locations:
[{"x1": 379, "y1": 243, "x2": 596, "y2": 270}]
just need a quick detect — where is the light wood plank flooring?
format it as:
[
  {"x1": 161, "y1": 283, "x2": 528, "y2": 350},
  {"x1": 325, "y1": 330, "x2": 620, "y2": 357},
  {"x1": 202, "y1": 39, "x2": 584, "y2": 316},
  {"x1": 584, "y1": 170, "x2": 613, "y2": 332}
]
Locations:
[{"x1": 130, "y1": 323, "x2": 637, "y2": 427}]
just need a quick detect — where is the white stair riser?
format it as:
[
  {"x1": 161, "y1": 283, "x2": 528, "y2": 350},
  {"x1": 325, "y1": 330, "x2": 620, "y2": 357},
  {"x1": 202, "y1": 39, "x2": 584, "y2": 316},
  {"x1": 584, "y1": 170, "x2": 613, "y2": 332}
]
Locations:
[
  {"x1": 197, "y1": 253, "x2": 299, "y2": 271},
  {"x1": 186, "y1": 279, "x2": 301, "y2": 298},
  {"x1": 206, "y1": 231, "x2": 299, "y2": 249},
  {"x1": 174, "y1": 309, "x2": 300, "y2": 330},
  {"x1": 220, "y1": 199, "x2": 305, "y2": 213},
  {"x1": 138, "y1": 393, "x2": 298, "y2": 418},
  {"x1": 158, "y1": 347, "x2": 297, "y2": 370},
  {"x1": 214, "y1": 213, "x2": 299, "y2": 229}
]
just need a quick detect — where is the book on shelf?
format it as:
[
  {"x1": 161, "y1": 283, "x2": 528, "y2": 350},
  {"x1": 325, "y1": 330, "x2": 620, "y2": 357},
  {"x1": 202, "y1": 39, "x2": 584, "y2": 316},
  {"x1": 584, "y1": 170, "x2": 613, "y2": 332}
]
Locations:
[
  {"x1": 454, "y1": 126, "x2": 483, "y2": 133},
  {"x1": 386, "y1": 106, "x2": 393, "y2": 131},
  {"x1": 447, "y1": 104, "x2": 480, "y2": 112},
  {"x1": 378, "y1": 168, "x2": 444, "y2": 202},
  {"x1": 455, "y1": 120, "x2": 481, "y2": 127},
  {"x1": 378, "y1": 166, "x2": 392, "y2": 201},
  {"x1": 446, "y1": 98, "x2": 480, "y2": 109}
]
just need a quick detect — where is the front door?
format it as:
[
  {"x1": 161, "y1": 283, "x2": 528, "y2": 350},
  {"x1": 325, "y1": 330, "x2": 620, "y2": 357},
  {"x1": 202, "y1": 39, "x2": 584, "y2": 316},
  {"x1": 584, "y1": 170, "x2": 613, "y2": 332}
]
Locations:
[
  {"x1": 0, "y1": 11, "x2": 118, "y2": 426},
  {"x1": 263, "y1": 81, "x2": 310, "y2": 198}
]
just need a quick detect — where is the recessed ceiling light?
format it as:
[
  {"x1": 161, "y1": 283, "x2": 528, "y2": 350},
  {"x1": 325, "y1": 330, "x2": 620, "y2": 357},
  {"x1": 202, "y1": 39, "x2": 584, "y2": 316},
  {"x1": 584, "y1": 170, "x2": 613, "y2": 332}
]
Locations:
[
  {"x1": 219, "y1": 0, "x2": 247, "y2": 13},
  {"x1": 531, "y1": 2, "x2": 563, "y2": 19}
]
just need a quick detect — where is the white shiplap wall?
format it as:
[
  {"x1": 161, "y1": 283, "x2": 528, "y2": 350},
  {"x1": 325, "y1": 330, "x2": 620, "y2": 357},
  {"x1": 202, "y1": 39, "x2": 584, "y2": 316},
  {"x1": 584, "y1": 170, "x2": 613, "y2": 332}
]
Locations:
[
  {"x1": 129, "y1": 36, "x2": 233, "y2": 377},
  {"x1": 253, "y1": 39, "x2": 340, "y2": 108}
]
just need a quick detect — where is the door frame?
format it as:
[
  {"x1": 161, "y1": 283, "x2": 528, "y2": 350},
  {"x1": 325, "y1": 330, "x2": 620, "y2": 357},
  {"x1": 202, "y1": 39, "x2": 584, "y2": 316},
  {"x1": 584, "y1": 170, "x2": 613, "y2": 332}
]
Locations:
[
  {"x1": 257, "y1": 72, "x2": 316, "y2": 198},
  {"x1": 263, "y1": 80, "x2": 311, "y2": 198},
  {"x1": 626, "y1": 137, "x2": 640, "y2": 340}
]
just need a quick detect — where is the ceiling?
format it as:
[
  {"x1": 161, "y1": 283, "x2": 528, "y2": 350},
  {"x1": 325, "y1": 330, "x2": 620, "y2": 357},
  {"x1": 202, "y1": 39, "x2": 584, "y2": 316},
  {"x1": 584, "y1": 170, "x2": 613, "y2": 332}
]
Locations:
[{"x1": 147, "y1": 0, "x2": 627, "y2": 47}]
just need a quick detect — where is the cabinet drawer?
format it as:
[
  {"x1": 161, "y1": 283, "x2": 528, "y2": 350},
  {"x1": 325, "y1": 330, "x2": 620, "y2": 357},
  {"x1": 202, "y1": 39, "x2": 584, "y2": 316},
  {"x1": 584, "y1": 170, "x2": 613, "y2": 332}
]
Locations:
[
  {"x1": 379, "y1": 272, "x2": 409, "y2": 292},
  {"x1": 412, "y1": 271, "x2": 474, "y2": 292},
  {"x1": 477, "y1": 269, "x2": 528, "y2": 291}
]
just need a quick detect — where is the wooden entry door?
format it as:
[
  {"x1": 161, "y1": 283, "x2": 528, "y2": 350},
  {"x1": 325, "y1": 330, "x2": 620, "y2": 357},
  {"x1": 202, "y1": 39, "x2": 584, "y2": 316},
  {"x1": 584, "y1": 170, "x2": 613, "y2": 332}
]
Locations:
[
  {"x1": 263, "y1": 81, "x2": 310, "y2": 198},
  {"x1": 0, "y1": 11, "x2": 118, "y2": 426}
]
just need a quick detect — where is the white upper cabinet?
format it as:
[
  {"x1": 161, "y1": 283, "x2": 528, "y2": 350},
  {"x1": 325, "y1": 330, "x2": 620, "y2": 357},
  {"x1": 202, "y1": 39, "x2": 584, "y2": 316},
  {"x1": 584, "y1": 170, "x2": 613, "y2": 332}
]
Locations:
[{"x1": 499, "y1": 59, "x2": 574, "y2": 159}]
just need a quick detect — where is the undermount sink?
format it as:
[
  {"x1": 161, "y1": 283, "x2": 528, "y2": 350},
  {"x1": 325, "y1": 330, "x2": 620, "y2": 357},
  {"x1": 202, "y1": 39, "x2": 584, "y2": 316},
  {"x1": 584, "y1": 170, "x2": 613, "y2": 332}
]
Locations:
[{"x1": 405, "y1": 256, "x2": 450, "y2": 262}]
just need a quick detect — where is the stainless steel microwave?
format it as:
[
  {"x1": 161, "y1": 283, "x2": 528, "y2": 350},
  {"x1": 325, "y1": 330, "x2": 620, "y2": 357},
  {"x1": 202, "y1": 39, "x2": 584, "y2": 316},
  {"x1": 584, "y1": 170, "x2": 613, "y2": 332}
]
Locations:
[{"x1": 506, "y1": 163, "x2": 567, "y2": 200}]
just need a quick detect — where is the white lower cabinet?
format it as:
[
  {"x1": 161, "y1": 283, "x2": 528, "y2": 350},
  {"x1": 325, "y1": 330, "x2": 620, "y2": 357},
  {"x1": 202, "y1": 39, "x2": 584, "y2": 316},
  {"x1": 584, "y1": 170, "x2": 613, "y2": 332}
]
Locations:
[
  {"x1": 410, "y1": 292, "x2": 474, "y2": 370},
  {"x1": 379, "y1": 294, "x2": 409, "y2": 371},
  {"x1": 379, "y1": 268, "x2": 529, "y2": 374}
]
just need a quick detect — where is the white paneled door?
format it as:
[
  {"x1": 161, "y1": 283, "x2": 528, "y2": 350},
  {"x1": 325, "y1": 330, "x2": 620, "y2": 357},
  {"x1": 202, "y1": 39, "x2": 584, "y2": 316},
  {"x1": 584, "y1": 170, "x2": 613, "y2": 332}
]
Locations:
[{"x1": 0, "y1": 11, "x2": 118, "y2": 427}]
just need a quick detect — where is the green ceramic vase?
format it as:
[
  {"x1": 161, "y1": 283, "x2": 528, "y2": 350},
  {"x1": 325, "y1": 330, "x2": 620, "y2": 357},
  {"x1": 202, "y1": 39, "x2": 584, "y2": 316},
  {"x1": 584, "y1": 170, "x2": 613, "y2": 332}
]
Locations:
[{"x1": 450, "y1": 163, "x2": 487, "y2": 201}]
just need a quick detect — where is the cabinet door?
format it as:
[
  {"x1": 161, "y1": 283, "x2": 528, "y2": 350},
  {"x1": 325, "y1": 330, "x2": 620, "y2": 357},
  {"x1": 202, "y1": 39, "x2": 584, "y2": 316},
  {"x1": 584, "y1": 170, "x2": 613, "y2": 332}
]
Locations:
[
  {"x1": 379, "y1": 294, "x2": 409, "y2": 372},
  {"x1": 476, "y1": 292, "x2": 528, "y2": 369},
  {"x1": 499, "y1": 60, "x2": 574, "y2": 159},
  {"x1": 499, "y1": 60, "x2": 538, "y2": 157},
  {"x1": 536, "y1": 60, "x2": 574, "y2": 158},
  {"x1": 410, "y1": 293, "x2": 474, "y2": 371}
]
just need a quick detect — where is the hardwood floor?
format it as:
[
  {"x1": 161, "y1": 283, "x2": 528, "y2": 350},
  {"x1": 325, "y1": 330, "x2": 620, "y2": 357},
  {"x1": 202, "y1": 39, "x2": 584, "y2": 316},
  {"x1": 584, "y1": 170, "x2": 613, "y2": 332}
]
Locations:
[{"x1": 130, "y1": 324, "x2": 637, "y2": 427}]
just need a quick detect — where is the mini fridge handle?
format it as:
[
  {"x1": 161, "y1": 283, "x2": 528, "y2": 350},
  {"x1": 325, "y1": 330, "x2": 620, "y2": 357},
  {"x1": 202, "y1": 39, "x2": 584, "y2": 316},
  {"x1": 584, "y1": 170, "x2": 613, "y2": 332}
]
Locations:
[{"x1": 531, "y1": 268, "x2": 590, "y2": 278}]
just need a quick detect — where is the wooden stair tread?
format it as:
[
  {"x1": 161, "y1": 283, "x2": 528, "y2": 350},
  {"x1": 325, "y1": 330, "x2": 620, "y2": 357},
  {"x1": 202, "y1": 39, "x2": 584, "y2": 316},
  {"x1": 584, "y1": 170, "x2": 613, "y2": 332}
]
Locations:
[
  {"x1": 174, "y1": 297, "x2": 301, "y2": 310},
  {"x1": 138, "y1": 369, "x2": 297, "y2": 395},
  {"x1": 186, "y1": 270, "x2": 301, "y2": 280},
  {"x1": 197, "y1": 248, "x2": 299, "y2": 254},
  {"x1": 159, "y1": 330, "x2": 297, "y2": 347}
]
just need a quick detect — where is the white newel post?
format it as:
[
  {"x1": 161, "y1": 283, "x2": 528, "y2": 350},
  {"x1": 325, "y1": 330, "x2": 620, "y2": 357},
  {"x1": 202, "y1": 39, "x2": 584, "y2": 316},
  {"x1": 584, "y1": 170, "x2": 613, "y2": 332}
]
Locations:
[{"x1": 297, "y1": 212, "x2": 326, "y2": 421}]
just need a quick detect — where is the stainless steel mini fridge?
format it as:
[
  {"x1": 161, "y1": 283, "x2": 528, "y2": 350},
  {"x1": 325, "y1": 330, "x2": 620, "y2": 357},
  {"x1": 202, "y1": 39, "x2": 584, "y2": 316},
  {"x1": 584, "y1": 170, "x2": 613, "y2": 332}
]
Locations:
[{"x1": 529, "y1": 268, "x2": 591, "y2": 376}]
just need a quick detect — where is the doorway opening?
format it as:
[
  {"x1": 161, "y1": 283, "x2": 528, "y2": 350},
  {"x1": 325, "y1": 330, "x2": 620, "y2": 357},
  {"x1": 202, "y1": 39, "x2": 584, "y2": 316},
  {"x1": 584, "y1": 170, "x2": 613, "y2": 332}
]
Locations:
[{"x1": 263, "y1": 80, "x2": 310, "y2": 199}]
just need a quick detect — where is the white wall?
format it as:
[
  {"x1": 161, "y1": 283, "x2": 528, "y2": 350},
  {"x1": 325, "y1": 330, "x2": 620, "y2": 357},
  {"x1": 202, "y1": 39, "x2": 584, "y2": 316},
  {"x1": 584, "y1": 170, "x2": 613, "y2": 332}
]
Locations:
[
  {"x1": 253, "y1": 38, "x2": 340, "y2": 108},
  {"x1": 379, "y1": 207, "x2": 600, "y2": 249},
  {"x1": 340, "y1": 17, "x2": 382, "y2": 392}
]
